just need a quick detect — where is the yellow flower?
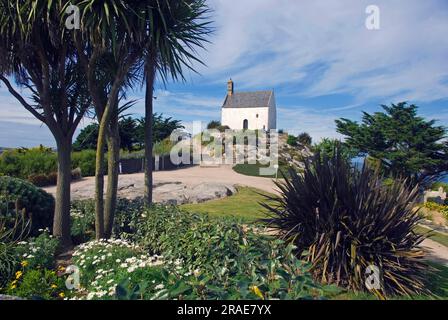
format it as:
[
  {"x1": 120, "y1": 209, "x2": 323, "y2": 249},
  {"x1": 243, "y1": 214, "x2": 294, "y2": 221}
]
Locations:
[
  {"x1": 57, "y1": 265, "x2": 66, "y2": 272},
  {"x1": 10, "y1": 284, "x2": 17, "y2": 289},
  {"x1": 58, "y1": 292, "x2": 65, "y2": 298},
  {"x1": 250, "y1": 285, "x2": 264, "y2": 300},
  {"x1": 51, "y1": 284, "x2": 58, "y2": 289},
  {"x1": 21, "y1": 261, "x2": 28, "y2": 267},
  {"x1": 15, "y1": 271, "x2": 23, "y2": 279}
]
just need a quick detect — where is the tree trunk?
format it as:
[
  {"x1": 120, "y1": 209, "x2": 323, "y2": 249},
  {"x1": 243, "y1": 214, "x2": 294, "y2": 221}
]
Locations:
[
  {"x1": 95, "y1": 104, "x2": 112, "y2": 240},
  {"x1": 104, "y1": 111, "x2": 120, "y2": 238},
  {"x1": 144, "y1": 59, "x2": 157, "y2": 205},
  {"x1": 53, "y1": 137, "x2": 72, "y2": 248}
]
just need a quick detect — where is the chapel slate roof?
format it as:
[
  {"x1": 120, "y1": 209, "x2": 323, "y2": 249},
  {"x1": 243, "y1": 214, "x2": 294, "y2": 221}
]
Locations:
[{"x1": 222, "y1": 90, "x2": 273, "y2": 109}]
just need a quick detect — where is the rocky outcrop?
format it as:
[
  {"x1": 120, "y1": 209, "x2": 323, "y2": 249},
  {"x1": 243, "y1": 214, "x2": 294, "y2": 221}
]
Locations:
[{"x1": 70, "y1": 175, "x2": 236, "y2": 205}]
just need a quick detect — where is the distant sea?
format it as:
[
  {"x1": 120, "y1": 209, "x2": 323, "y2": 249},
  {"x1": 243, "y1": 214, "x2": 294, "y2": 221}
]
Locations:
[{"x1": 352, "y1": 157, "x2": 448, "y2": 183}]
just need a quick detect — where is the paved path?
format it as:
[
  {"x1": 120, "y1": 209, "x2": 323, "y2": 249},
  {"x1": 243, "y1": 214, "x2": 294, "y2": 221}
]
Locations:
[
  {"x1": 421, "y1": 239, "x2": 448, "y2": 266},
  {"x1": 43, "y1": 165, "x2": 280, "y2": 197}
]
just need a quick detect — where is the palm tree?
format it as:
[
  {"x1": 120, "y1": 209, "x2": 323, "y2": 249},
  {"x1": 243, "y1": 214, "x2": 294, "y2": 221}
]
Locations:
[
  {"x1": 139, "y1": 0, "x2": 213, "y2": 204},
  {"x1": 0, "y1": 0, "x2": 91, "y2": 247},
  {"x1": 70, "y1": 0, "x2": 144, "y2": 239}
]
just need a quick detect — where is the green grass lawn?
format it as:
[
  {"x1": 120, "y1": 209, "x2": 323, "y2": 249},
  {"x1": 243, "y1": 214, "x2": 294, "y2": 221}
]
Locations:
[
  {"x1": 181, "y1": 186, "x2": 276, "y2": 222},
  {"x1": 232, "y1": 162, "x2": 290, "y2": 178},
  {"x1": 415, "y1": 225, "x2": 448, "y2": 247}
]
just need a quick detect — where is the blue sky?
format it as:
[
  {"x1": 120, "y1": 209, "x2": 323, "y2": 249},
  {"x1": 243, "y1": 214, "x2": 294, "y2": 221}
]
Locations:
[{"x1": 1, "y1": 0, "x2": 448, "y2": 147}]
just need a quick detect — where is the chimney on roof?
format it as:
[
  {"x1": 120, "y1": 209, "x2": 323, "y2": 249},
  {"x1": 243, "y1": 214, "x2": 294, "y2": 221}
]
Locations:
[{"x1": 227, "y1": 78, "x2": 234, "y2": 96}]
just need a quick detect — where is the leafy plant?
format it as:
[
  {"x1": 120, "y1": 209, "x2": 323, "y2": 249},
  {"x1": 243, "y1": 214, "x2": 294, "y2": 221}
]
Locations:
[
  {"x1": 0, "y1": 146, "x2": 57, "y2": 180},
  {"x1": 14, "y1": 231, "x2": 60, "y2": 270},
  {"x1": 431, "y1": 182, "x2": 448, "y2": 194},
  {"x1": 0, "y1": 213, "x2": 30, "y2": 289},
  {"x1": 132, "y1": 205, "x2": 328, "y2": 300},
  {"x1": 297, "y1": 132, "x2": 312, "y2": 147},
  {"x1": 0, "y1": 176, "x2": 54, "y2": 236},
  {"x1": 207, "y1": 120, "x2": 221, "y2": 130},
  {"x1": 72, "y1": 149, "x2": 100, "y2": 177},
  {"x1": 313, "y1": 138, "x2": 356, "y2": 161},
  {"x1": 423, "y1": 202, "x2": 448, "y2": 219},
  {"x1": 6, "y1": 268, "x2": 67, "y2": 300},
  {"x1": 287, "y1": 135, "x2": 298, "y2": 146},
  {"x1": 262, "y1": 148, "x2": 430, "y2": 298}
]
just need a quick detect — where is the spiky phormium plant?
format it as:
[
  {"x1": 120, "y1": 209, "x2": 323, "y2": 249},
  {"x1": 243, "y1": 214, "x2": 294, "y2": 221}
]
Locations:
[{"x1": 262, "y1": 149, "x2": 430, "y2": 298}]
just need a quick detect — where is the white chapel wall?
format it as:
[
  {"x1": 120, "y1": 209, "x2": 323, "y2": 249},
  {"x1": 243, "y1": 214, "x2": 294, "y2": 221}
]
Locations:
[{"x1": 222, "y1": 107, "x2": 269, "y2": 130}]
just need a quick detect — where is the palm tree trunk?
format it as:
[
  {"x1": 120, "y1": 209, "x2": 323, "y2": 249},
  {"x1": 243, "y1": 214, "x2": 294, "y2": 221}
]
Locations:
[
  {"x1": 144, "y1": 57, "x2": 157, "y2": 205},
  {"x1": 53, "y1": 136, "x2": 72, "y2": 248},
  {"x1": 95, "y1": 104, "x2": 112, "y2": 240},
  {"x1": 104, "y1": 111, "x2": 120, "y2": 238}
]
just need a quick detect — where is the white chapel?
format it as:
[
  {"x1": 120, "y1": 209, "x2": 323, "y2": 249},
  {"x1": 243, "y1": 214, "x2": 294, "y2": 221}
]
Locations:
[{"x1": 221, "y1": 79, "x2": 277, "y2": 131}]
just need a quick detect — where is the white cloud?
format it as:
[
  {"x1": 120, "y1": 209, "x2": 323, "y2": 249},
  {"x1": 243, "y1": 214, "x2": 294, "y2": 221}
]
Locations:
[
  {"x1": 128, "y1": 89, "x2": 223, "y2": 121},
  {"x1": 200, "y1": 0, "x2": 448, "y2": 102}
]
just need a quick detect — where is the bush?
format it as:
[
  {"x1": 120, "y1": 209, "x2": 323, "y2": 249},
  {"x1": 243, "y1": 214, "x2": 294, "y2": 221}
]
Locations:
[
  {"x1": 70, "y1": 199, "x2": 145, "y2": 244},
  {"x1": 27, "y1": 168, "x2": 82, "y2": 187},
  {"x1": 206, "y1": 120, "x2": 221, "y2": 130},
  {"x1": 0, "y1": 214, "x2": 30, "y2": 289},
  {"x1": 5, "y1": 268, "x2": 68, "y2": 299},
  {"x1": 27, "y1": 174, "x2": 52, "y2": 187},
  {"x1": 297, "y1": 132, "x2": 312, "y2": 146},
  {"x1": 423, "y1": 202, "x2": 448, "y2": 218},
  {"x1": 432, "y1": 182, "x2": 448, "y2": 193},
  {"x1": 14, "y1": 231, "x2": 59, "y2": 270},
  {"x1": 0, "y1": 146, "x2": 57, "y2": 179},
  {"x1": 287, "y1": 135, "x2": 298, "y2": 146},
  {"x1": 67, "y1": 202, "x2": 332, "y2": 300},
  {"x1": 0, "y1": 176, "x2": 54, "y2": 236},
  {"x1": 263, "y1": 149, "x2": 429, "y2": 298},
  {"x1": 72, "y1": 150, "x2": 97, "y2": 177},
  {"x1": 129, "y1": 206, "x2": 330, "y2": 300}
]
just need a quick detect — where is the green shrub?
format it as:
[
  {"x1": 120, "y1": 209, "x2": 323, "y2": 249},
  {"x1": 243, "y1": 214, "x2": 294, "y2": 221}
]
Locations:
[
  {"x1": 129, "y1": 206, "x2": 329, "y2": 300},
  {"x1": 6, "y1": 268, "x2": 68, "y2": 299},
  {"x1": 70, "y1": 198, "x2": 145, "y2": 244},
  {"x1": 0, "y1": 146, "x2": 57, "y2": 179},
  {"x1": 120, "y1": 149, "x2": 145, "y2": 160},
  {"x1": 28, "y1": 169, "x2": 82, "y2": 188},
  {"x1": 287, "y1": 135, "x2": 298, "y2": 146},
  {"x1": 424, "y1": 202, "x2": 448, "y2": 218},
  {"x1": 0, "y1": 242, "x2": 17, "y2": 290},
  {"x1": 67, "y1": 202, "x2": 331, "y2": 300},
  {"x1": 0, "y1": 214, "x2": 30, "y2": 289},
  {"x1": 70, "y1": 201, "x2": 96, "y2": 244},
  {"x1": 297, "y1": 132, "x2": 312, "y2": 146},
  {"x1": 0, "y1": 176, "x2": 54, "y2": 236},
  {"x1": 263, "y1": 149, "x2": 429, "y2": 298},
  {"x1": 71, "y1": 239, "x2": 166, "y2": 300},
  {"x1": 72, "y1": 149, "x2": 98, "y2": 177},
  {"x1": 432, "y1": 182, "x2": 448, "y2": 193},
  {"x1": 27, "y1": 174, "x2": 52, "y2": 187},
  {"x1": 153, "y1": 139, "x2": 175, "y2": 156},
  {"x1": 206, "y1": 120, "x2": 221, "y2": 130},
  {"x1": 14, "y1": 231, "x2": 59, "y2": 270}
]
